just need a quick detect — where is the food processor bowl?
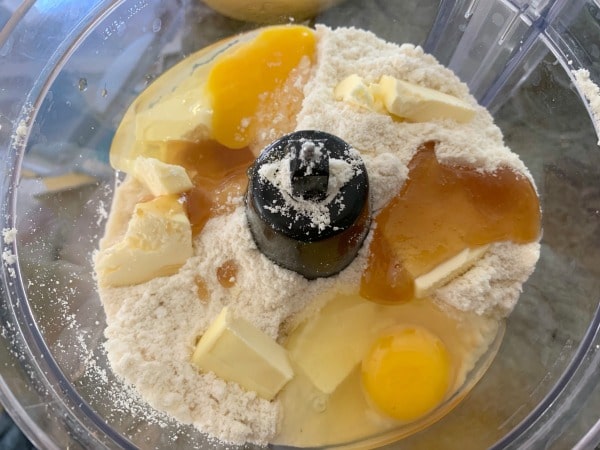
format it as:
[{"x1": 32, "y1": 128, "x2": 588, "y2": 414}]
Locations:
[{"x1": 0, "y1": 0, "x2": 599, "y2": 449}]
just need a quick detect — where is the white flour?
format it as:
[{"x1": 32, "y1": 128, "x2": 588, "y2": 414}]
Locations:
[
  {"x1": 2, "y1": 228, "x2": 17, "y2": 244},
  {"x1": 258, "y1": 147, "x2": 362, "y2": 231},
  {"x1": 2, "y1": 228, "x2": 18, "y2": 279},
  {"x1": 97, "y1": 26, "x2": 540, "y2": 445},
  {"x1": 572, "y1": 68, "x2": 600, "y2": 145}
]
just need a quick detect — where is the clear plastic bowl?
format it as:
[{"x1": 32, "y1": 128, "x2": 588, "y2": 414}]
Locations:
[{"x1": 0, "y1": 1, "x2": 599, "y2": 449}]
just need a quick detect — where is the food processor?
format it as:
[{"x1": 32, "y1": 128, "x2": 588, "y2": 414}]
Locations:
[{"x1": 0, "y1": 0, "x2": 599, "y2": 449}]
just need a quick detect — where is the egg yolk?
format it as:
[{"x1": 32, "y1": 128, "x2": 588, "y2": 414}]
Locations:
[
  {"x1": 207, "y1": 25, "x2": 316, "y2": 149},
  {"x1": 361, "y1": 326, "x2": 452, "y2": 422}
]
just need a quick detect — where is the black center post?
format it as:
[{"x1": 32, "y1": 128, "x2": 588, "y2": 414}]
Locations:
[{"x1": 245, "y1": 130, "x2": 371, "y2": 279}]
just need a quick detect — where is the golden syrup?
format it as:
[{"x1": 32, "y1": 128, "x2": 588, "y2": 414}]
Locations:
[
  {"x1": 361, "y1": 141, "x2": 541, "y2": 304},
  {"x1": 217, "y1": 259, "x2": 239, "y2": 288},
  {"x1": 195, "y1": 276, "x2": 210, "y2": 303},
  {"x1": 158, "y1": 140, "x2": 255, "y2": 236}
]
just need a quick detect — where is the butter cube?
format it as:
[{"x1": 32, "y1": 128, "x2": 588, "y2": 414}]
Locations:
[
  {"x1": 333, "y1": 74, "x2": 377, "y2": 110},
  {"x1": 286, "y1": 296, "x2": 380, "y2": 394},
  {"x1": 414, "y1": 245, "x2": 489, "y2": 297},
  {"x1": 192, "y1": 307, "x2": 294, "y2": 400},
  {"x1": 374, "y1": 75, "x2": 476, "y2": 123},
  {"x1": 95, "y1": 195, "x2": 192, "y2": 287},
  {"x1": 132, "y1": 156, "x2": 193, "y2": 196}
]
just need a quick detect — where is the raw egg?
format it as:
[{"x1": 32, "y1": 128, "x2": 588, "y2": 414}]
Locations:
[
  {"x1": 206, "y1": 25, "x2": 316, "y2": 149},
  {"x1": 361, "y1": 326, "x2": 452, "y2": 422}
]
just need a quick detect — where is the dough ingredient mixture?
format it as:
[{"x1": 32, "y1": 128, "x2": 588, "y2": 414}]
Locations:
[{"x1": 94, "y1": 25, "x2": 541, "y2": 447}]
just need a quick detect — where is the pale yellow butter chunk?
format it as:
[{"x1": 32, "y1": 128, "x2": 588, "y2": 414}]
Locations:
[
  {"x1": 414, "y1": 245, "x2": 489, "y2": 298},
  {"x1": 132, "y1": 156, "x2": 193, "y2": 196},
  {"x1": 192, "y1": 307, "x2": 294, "y2": 400},
  {"x1": 333, "y1": 74, "x2": 377, "y2": 110},
  {"x1": 286, "y1": 296, "x2": 380, "y2": 394},
  {"x1": 95, "y1": 195, "x2": 192, "y2": 287},
  {"x1": 374, "y1": 74, "x2": 476, "y2": 123}
]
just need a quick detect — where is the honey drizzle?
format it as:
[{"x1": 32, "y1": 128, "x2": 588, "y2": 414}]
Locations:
[
  {"x1": 360, "y1": 141, "x2": 541, "y2": 304},
  {"x1": 154, "y1": 140, "x2": 255, "y2": 236},
  {"x1": 217, "y1": 259, "x2": 239, "y2": 288},
  {"x1": 195, "y1": 276, "x2": 210, "y2": 303}
]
